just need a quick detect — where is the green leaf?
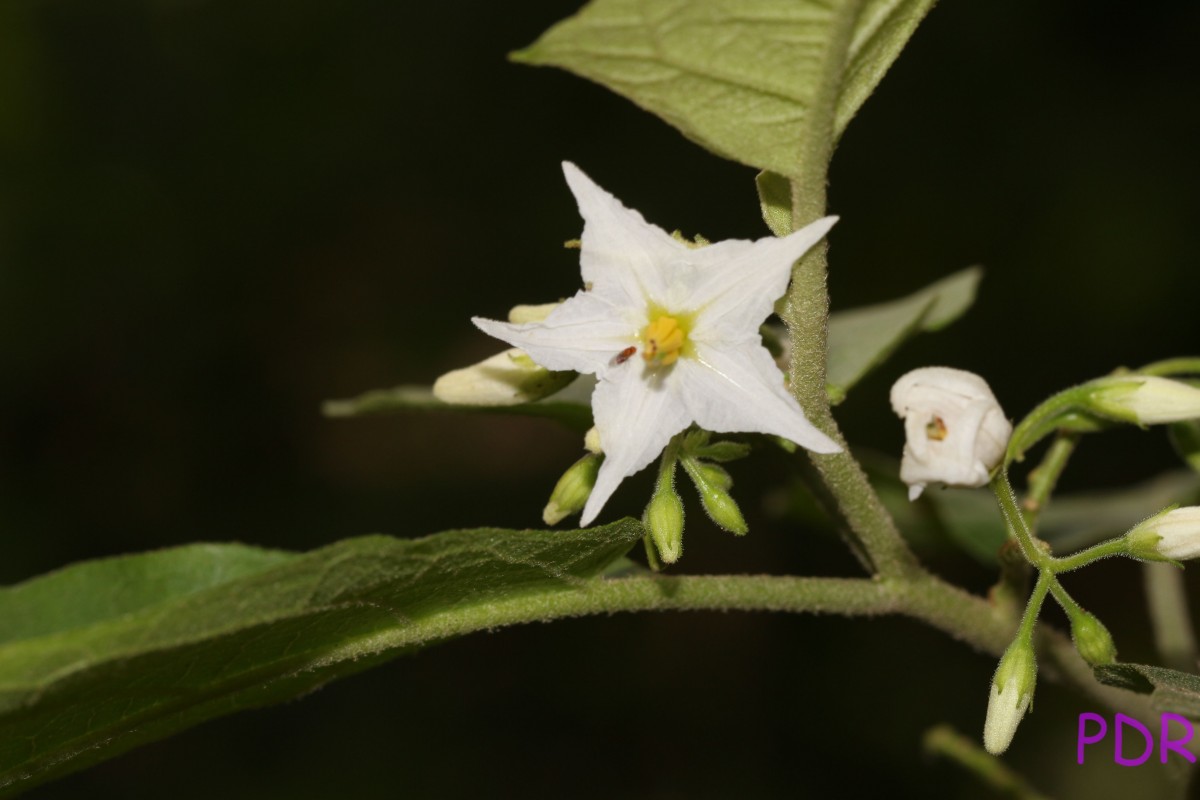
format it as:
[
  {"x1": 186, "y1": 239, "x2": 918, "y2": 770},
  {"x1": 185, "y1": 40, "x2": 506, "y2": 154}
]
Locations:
[
  {"x1": 515, "y1": 0, "x2": 938, "y2": 177},
  {"x1": 826, "y1": 267, "x2": 982, "y2": 402},
  {"x1": 1094, "y1": 663, "x2": 1200, "y2": 718},
  {"x1": 0, "y1": 520, "x2": 643, "y2": 795},
  {"x1": 756, "y1": 170, "x2": 794, "y2": 236},
  {"x1": 321, "y1": 383, "x2": 593, "y2": 432}
]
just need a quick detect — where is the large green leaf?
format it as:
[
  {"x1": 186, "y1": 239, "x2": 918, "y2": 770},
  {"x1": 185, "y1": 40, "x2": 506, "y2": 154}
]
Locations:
[
  {"x1": 0, "y1": 521, "x2": 642, "y2": 796},
  {"x1": 1094, "y1": 663, "x2": 1200, "y2": 718},
  {"x1": 515, "y1": 0, "x2": 937, "y2": 177},
  {"x1": 826, "y1": 267, "x2": 982, "y2": 403}
]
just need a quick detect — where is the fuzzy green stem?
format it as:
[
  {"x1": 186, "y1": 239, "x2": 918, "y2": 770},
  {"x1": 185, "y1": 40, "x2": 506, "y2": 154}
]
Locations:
[
  {"x1": 1046, "y1": 574, "x2": 1083, "y2": 617},
  {"x1": 991, "y1": 472, "x2": 1050, "y2": 569},
  {"x1": 994, "y1": 471, "x2": 1133, "y2": 572},
  {"x1": 1017, "y1": 573, "x2": 1051, "y2": 643},
  {"x1": 467, "y1": 571, "x2": 1155, "y2": 722},
  {"x1": 1047, "y1": 538, "x2": 1130, "y2": 573},
  {"x1": 779, "y1": 0, "x2": 920, "y2": 580}
]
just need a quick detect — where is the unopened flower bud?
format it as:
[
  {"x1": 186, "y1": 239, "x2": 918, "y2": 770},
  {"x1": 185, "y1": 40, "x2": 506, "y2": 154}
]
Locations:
[
  {"x1": 693, "y1": 441, "x2": 752, "y2": 463},
  {"x1": 644, "y1": 487, "x2": 685, "y2": 564},
  {"x1": 683, "y1": 458, "x2": 747, "y2": 535},
  {"x1": 1087, "y1": 376, "x2": 1200, "y2": 425},
  {"x1": 1068, "y1": 609, "x2": 1117, "y2": 667},
  {"x1": 432, "y1": 348, "x2": 574, "y2": 406},
  {"x1": 983, "y1": 640, "x2": 1037, "y2": 755},
  {"x1": 507, "y1": 302, "x2": 561, "y2": 324},
  {"x1": 542, "y1": 453, "x2": 602, "y2": 526},
  {"x1": 1126, "y1": 507, "x2": 1200, "y2": 561},
  {"x1": 891, "y1": 367, "x2": 1012, "y2": 501},
  {"x1": 584, "y1": 426, "x2": 603, "y2": 455}
]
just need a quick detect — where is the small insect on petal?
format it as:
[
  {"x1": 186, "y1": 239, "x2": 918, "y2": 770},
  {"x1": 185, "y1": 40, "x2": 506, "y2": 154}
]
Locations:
[{"x1": 612, "y1": 346, "x2": 637, "y2": 366}]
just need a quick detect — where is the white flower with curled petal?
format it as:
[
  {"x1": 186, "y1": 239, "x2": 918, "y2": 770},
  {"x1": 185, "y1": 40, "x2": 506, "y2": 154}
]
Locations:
[
  {"x1": 890, "y1": 366, "x2": 1012, "y2": 501},
  {"x1": 473, "y1": 162, "x2": 841, "y2": 526}
]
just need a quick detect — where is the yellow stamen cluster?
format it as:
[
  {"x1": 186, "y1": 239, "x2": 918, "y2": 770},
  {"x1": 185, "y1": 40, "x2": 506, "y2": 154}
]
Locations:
[{"x1": 642, "y1": 314, "x2": 686, "y2": 367}]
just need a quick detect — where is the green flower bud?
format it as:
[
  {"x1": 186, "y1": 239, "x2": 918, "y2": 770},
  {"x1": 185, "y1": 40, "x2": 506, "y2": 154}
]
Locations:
[
  {"x1": 683, "y1": 457, "x2": 747, "y2": 535},
  {"x1": 542, "y1": 454, "x2": 602, "y2": 526},
  {"x1": 1087, "y1": 376, "x2": 1200, "y2": 426},
  {"x1": 1069, "y1": 609, "x2": 1117, "y2": 667},
  {"x1": 433, "y1": 348, "x2": 574, "y2": 406},
  {"x1": 1126, "y1": 506, "x2": 1200, "y2": 561},
  {"x1": 694, "y1": 441, "x2": 752, "y2": 463},
  {"x1": 644, "y1": 487, "x2": 685, "y2": 564},
  {"x1": 983, "y1": 639, "x2": 1037, "y2": 755}
]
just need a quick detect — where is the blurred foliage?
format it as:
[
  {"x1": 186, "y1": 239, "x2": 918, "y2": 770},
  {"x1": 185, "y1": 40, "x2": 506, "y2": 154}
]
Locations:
[{"x1": 1, "y1": 0, "x2": 1199, "y2": 797}]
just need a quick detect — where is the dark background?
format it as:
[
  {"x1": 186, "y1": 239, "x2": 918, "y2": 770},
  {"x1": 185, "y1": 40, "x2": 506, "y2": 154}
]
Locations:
[{"x1": 2, "y1": 0, "x2": 1199, "y2": 797}]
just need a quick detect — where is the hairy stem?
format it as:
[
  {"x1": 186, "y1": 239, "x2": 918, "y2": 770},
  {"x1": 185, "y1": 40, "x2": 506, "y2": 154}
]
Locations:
[
  {"x1": 779, "y1": 0, "x2": 919, "y2": 579},
  {"x1": 476, "y1": 571, "x2": 1156, "y2": 722}
]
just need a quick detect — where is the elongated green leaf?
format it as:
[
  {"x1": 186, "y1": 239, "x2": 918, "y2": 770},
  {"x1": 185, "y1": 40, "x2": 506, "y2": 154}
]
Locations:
[
  {"x1": 321, "y1": 383, "x2": 593, "y2": 431},
  {"x1": 1095, "y1": 663, "x2": 1200, "y2": 718},
  {"x1": 0, "y1": 520, "x2": 642, "y2": 796},
  {"x1": 515, "y1": 0, "x2": 937, "y2": 177},
  {"x1": 826, "y1": 267, "x2": 982, "y2": 402},
  {"x1": 0, "y1": 544, "x2": 295, "y2": 644}
]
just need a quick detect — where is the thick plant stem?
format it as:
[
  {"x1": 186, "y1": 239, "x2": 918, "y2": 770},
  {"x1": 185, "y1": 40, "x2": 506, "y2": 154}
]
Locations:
[
  {"x1": 439, "y1": 571, "x2": 1157, "y2": 723},
  {"x1": 780, "y1": 0, "x2": 919, "y2": 580}
]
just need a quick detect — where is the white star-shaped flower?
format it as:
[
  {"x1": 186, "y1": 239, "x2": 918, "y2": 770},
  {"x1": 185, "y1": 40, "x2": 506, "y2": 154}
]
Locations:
[{"x1": 474, "y1": 162, "x2": 841, "y2": 525}]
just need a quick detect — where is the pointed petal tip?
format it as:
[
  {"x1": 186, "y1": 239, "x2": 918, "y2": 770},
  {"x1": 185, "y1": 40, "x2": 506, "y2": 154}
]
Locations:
[
  {"x1": 798, "y1": 214, "x2": 838, "y2": 239},
  {"x1": 806, "y1": 435, "x2": 843, "y2": 456},
  {"x1": 561, "y1": 161, "x2": 593, "y2": 194},
  {"x1": 470, "y1": 315, "x2": 497, "y2": 333}
]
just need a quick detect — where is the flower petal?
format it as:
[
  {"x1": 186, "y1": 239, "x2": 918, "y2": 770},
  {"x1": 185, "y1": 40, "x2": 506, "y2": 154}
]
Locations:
[
  {"x1": 687, "y1": 216, "x2": 838, "y2": 342},
  {"x1": 580, "y1": 361, "x2": 691, "y2": 525},
  {"x1": 472, "y1": 290, "x2": 638, "y2": 375},
  {"x1": 562, "y1": 161, "x2": 684, "y2": 309},
  {"x1": 680, "y1": 341, "x2": 841, "y2": 454}
]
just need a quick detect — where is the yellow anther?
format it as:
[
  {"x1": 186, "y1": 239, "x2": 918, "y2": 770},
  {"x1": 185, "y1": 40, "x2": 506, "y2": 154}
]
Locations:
[{"x1": 642, "y1": 314, "x2": 687, "y2": 367}]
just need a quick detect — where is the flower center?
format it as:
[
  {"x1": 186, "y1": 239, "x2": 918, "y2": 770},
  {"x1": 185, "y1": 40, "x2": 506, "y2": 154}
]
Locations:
[{"x1": 641, "y1": 313, "x2": 688, "y2": 367}]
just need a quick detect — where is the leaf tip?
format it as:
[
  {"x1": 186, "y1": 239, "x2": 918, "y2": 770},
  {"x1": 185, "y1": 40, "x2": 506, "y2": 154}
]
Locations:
[{"x1": 507, "y1": 46, "x2": 541, "y2": 65}]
